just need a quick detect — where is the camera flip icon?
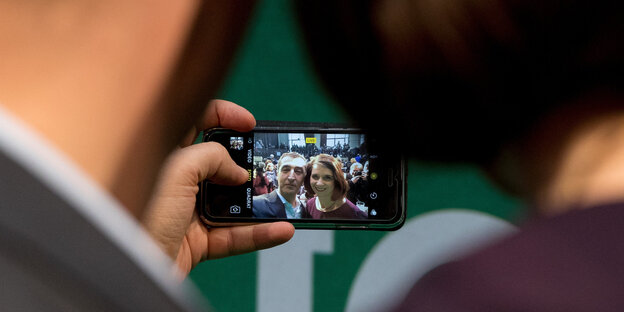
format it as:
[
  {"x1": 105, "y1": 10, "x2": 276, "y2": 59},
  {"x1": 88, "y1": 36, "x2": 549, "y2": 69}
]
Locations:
[{"x1": 229, "y1": 205, "x2": 242, "y2": 214}]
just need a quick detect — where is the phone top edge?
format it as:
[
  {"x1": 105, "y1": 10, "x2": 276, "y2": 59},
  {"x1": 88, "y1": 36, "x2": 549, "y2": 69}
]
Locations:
[
  {"x1": 202, "y1": 126, "x2": 366, "y2": 139},
  {"x1": 255, "y1": 120, "x2": 357, "y2": 130}
]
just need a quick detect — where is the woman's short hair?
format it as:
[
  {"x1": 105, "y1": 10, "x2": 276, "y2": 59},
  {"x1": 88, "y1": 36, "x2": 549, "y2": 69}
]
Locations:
[{"x1": 304, "y1": 154, "x2": 349, "y2": 201}]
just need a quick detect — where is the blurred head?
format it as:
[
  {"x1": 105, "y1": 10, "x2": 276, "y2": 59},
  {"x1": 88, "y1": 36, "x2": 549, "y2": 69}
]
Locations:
[
  {"x1": 295, "y1": 0, "x2": 622, "y2": 165},
  {"x1": 122, "y1": 0, "x2": 257, "y2": 213},
  {"x1": 304, "y1": 154, "x2": 349, "y2": 201},
  {"x1": 0, "y1": 0, "x2": 258, "y2": 215},
  {"x1": 277, "y1": 152, "x2": 307, "y2": 196},
  {"x1": 295, "y1": 0, "x2": 622, "y2": 200}
]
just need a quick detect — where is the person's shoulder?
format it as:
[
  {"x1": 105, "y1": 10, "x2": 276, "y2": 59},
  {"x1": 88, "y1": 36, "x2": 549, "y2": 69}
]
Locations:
[
  {"x1": 252, "y1": 191, "x2": 281, "y2": 217},
  {"x1": 253, "y1": 190, "x2": 278, "y2": 203},
  {"x1": 344, "y1": 199, "x2": 361, "y2": 212},
  {"x1": 344, "y1": 198, "x2": 357, "y2": 208},
  {"x1": 344, "y1": 199, "x2": 367, "y2": 218},
  {"x1": 305, "y1": 197, "x2": 316, "y2": 208},
  {"x1": 396, "y1": 203, "x2": 624, "y2": 311},
  {"x1": 253, "y1": 191, "x2": 271, "y2": 201}
]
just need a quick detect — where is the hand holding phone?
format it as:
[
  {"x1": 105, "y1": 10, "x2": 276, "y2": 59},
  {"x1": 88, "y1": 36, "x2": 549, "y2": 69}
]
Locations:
[{"x1": 142, "y1": 101, "x2": 294, "y2": 276}]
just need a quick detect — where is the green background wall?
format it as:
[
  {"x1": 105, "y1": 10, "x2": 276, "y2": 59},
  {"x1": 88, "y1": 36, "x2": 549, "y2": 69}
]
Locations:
[{"x1": 189, "y1": 1, "x2": 523, "y2": 311}]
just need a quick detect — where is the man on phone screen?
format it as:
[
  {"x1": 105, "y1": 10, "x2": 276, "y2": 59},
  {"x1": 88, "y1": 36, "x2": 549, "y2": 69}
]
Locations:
[{"x1": 253, "y1": 152, "x2": 307, "y2": 219}]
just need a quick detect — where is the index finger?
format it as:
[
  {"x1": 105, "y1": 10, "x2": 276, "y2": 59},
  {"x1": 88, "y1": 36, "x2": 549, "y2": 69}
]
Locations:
[{"x1": 204, "y1": 222, "x2": 295, "y2": 260}]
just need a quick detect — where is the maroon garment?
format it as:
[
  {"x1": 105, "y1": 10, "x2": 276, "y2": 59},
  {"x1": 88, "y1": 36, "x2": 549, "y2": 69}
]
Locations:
[
  {"x1": 395, "y1": 202, "x2": 624, "y2": 312},
  {"x1": 304, "y1": 197, "x2": 367, "y2": 219}
]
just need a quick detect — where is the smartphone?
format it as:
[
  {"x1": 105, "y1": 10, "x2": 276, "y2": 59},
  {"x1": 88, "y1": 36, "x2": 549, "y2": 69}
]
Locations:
[{"x1": 198, "y1": 121, "x2": 406, "y2": 230}]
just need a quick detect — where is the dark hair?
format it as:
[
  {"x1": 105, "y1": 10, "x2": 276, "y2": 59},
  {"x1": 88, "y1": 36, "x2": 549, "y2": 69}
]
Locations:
[
  {"x1": 304, "y1": 154, "x2": 349, "y2": 201},
  {"x1": 295, "y1": 0, "x2": 623, "y2": 164},
  {"x1": 254, "y1": 167, "x2": 267, "y2": 186}
]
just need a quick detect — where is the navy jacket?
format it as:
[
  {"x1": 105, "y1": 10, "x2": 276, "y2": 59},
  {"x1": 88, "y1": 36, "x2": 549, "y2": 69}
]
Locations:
[{"x1": 252, "y1": 191, "x2": 287, "y2": 218}]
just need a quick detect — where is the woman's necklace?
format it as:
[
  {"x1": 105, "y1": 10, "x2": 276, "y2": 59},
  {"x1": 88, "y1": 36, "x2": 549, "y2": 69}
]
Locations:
[{"x1": 315, "y1": 197, "x2": 345, "y2": 213}]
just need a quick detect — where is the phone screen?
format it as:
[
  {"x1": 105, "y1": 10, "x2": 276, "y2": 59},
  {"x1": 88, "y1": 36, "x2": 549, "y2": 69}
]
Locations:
[{"x1": 200, "y1": 124, "x2": 405, "y2": 230}]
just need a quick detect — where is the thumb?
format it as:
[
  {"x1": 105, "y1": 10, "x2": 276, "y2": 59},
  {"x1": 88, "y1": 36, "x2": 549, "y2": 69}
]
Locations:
[{"x1": 163, "y1": 142, "x2": 249, "y2": 188}]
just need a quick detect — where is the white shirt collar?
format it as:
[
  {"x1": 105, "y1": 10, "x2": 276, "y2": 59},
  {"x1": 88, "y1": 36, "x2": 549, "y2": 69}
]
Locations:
[
  {"x1": 276, "y1": 189, "x2": 302, "y2": 209},
  {"x1": 276, "y1": 189, "x2": 302, "y2": 219},
  {"x1": 0, "y1": 105, "x2": 203, "y2": 310}
]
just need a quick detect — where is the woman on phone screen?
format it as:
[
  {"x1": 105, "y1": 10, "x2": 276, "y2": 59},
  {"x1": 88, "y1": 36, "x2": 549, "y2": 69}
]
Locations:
[{"x1": 302, "y1": 154, "x2": 367, "y2": 219}]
